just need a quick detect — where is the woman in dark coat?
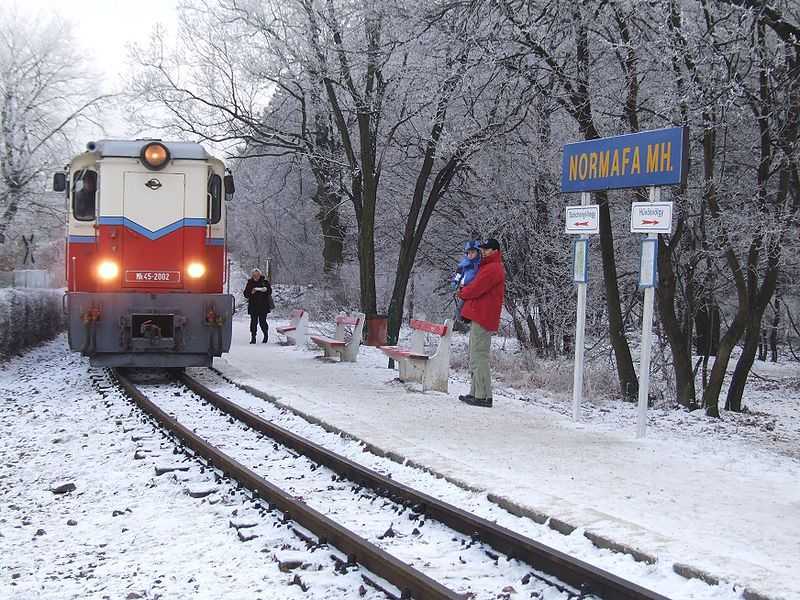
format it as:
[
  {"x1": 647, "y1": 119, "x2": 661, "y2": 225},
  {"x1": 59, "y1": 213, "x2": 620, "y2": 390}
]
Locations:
[{"x1": 243, "y1": 268, "x2": 274, "y2": 343}]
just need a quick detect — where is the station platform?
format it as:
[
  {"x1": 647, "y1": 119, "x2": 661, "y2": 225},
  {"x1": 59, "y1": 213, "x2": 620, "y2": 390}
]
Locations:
[{"x1": 217, "y1": 318, "x2": 800, "y2": 599}]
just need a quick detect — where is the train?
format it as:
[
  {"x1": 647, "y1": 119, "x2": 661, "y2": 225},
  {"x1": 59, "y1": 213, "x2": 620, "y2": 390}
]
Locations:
[{"x1": 54, "y1": 139, "x2": 235, "y2": 368}]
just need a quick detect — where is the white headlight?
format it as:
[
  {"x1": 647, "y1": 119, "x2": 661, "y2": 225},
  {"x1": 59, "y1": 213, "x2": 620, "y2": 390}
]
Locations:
[
  {"x1": 187, "y1": 262, "x2": 206, "y2": 278},
  {"x1": 97, "y1": 261, "x2": 119, "y2": 280}
]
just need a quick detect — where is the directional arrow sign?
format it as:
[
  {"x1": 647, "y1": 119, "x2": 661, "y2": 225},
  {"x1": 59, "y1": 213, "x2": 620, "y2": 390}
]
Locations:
[
  {"x1": 630, "y1": 201, "x2": 673, "y2": 233},
  {"x1": 565, "y1": 204, "x2": 600, "y2": 234}
]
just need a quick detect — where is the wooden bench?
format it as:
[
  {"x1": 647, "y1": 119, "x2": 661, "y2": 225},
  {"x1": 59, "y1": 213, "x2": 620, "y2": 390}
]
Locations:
[
  {"x1": 379, "y1": 319, "x2": 453, "y2": 393},
  {"x1": 309, "y1": 312, "x2": 365, "y2": 362},
  {"x1": 275, "y1": 309, "x2": 309, "y2": 346}
]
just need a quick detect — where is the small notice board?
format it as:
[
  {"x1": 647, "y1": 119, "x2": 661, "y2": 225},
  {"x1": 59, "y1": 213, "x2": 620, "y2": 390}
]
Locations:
[
  {"x1": 630, "y1": 202, "x2": 673, "y2": 234},
  {"x1": 565, "y1": 205, "x2": 600, "y2": 234},
  {"x1": 572, "y1": 239, "x2": 589, "y2": 283},
  {"x1": 638, "y1": 238, "x2": 658, "y2": 288}
]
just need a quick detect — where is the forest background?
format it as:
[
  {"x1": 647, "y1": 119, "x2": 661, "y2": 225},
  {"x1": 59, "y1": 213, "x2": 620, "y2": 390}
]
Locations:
[{"x1": 1, "y1": 0, "x2": 798, "y2": 419}]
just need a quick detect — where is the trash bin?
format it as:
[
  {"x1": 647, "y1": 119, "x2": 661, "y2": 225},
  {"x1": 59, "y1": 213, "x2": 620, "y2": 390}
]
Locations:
[{"x1": 365, "y1": 314, "x2": 388, "y2": 346}]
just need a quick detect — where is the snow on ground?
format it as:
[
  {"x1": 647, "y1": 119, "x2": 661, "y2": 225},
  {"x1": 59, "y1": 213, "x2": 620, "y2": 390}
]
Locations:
[
  {"x1": 216, "y1": 316, "x2": 800, "y2": 600},
  {"x1": 0, "y1": 318, "x2": 797, "y2": 599},
  {"x1": 139, "y1": 375, "x2": 564, "y2": 599},
  {"x1": 0, "y1": 339, "x2": 386, "y2": 600},
  {"x1": 190, "y1": 368, "x2": 743, "y2": 599}
]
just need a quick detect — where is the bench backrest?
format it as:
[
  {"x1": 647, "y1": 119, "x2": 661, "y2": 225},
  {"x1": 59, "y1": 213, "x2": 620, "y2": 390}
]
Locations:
[
  {"x1": 290, "y1": 309, "x2": 305, "y2": 319},
  {"x1": 410, "y1": 319, "x2": 448, "y2": 336},
  {"x1": 409, "y1": 319, "x2": 450, "y2": 355},
  {"x1": 334, "y1": 312, "x2": 364, "y2": 341},
  {"x1": 335, "y1": 314, "x2": 361, "y2": 326},
  {"x1": 333, "y1": 311, "x2": 365, "y2": 360}
]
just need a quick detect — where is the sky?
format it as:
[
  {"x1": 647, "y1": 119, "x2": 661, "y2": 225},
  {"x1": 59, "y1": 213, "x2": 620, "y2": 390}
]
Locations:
[{"x1": 16, "y1": 0, "x2": 180, "y2": 139}]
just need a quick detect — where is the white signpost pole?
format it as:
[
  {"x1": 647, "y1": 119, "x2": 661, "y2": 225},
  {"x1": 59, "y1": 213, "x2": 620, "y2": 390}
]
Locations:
[
  {"x1": 636, "y1": 186, "x2": 660, "y2": 438},
  {"x1": 572, "y1": 191, "x2": 591, "y2": 421}
]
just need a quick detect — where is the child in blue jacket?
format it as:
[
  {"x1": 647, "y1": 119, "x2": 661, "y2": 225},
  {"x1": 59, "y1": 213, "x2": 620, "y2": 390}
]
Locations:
[{"x1": 451, "y1": 240, "x2": 481, "y2": 327}]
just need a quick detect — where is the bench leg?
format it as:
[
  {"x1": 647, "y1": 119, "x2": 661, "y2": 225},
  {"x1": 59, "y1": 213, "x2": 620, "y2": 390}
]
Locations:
[
  {"x1": 423, "y1": 370, "x2": 449, "y2": 393},
  {"x1": 342, "y1": 343, "x2": 360, "y2": 362},
  {"x1": 401, "y1": 359, "x2": 425, "y2": 386},
  {"x1": 295, "y1": 316, "x2": 308, "y2": 347},
  {"x1": 397, "y1": 358, "x2": 410, "y2": 381},
  {"x1": 422, "y1": 361, "x2": 449, "y2": 393}
]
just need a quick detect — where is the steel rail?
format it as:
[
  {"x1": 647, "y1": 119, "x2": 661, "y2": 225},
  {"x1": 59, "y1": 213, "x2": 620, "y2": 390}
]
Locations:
[
  {"x1": 112, "y1": 368, "x2": 463, "y2": 600},
  {"x1": 180, "y1": 371, "x2": 670, "y2": 600}
]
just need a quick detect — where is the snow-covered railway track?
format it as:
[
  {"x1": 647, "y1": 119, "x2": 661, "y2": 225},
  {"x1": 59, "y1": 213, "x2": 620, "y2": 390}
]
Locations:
[{"x1": 113, "y1": 367, "x2": 668, "y2": 600}]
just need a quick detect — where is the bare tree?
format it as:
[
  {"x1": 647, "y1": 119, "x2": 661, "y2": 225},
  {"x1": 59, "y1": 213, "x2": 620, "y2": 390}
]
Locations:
[
  {"x1": 496, "y1": 0, "x2": 641, "y2": 400},
  {"x1": 129, "y1": 2, "x2": 349, "y2": 280},
  {"x1": 132, "y1": 0, "x2": 531, "y2": 334},
  {"x1": 0, "y1": 10, "x2": 109, "y2": 249},
  {"x1": 713, "y1": 0, "x2": 800, "y2": 413},
  {"x1": 128, "y1": 0, "x2": 800, "y2": 418}
]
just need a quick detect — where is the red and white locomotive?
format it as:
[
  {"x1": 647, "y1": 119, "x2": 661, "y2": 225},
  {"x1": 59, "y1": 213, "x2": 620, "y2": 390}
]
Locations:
[{"x1": 55, "y1": 139, "x2": 235, "y2": 367}]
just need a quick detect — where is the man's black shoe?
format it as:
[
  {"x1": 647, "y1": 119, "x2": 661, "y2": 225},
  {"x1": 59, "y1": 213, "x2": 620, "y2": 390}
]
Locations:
[
  {"x1": 460, "y1": 395, "x2": 492, "y2": 408},
  {"x1": 250, "y1": 336, "x2": 256, "y2": 344},
  {"x1": 262, "y1": 336, "x2": 268, "y2": 343}
]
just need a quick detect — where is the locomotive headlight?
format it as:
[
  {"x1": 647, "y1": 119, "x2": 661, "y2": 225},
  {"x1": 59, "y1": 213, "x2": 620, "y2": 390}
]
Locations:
[
  {"x1": 97, "y1": 261, "x2": 119, "y2": 280},
  {"x1": 140, "y1": 142, "x2": 170, "y2": 171},
  {"x1": 187, "y1": 262, "x2": 206, "y2": 278}
]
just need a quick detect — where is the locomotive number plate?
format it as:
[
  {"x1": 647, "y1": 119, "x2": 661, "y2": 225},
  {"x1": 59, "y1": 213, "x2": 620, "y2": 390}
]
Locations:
[{"x1": 125, "y1": 270, "x2": 181, "y2": 283}]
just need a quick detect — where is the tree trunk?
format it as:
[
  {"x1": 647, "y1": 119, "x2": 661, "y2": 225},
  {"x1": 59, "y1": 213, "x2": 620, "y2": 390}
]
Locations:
[
  {"x1": 310, "y1": 108, "x2": 346, "y2": 279},
  {"x1": 770, "y1": 296, "x2": 780, "y2": 362},
  {"x1": 573, "y1": 14, "x2": 638, "y2": 399},
  {"x1": 538, "y1": 305, "x2": 550, "y2": 355},
  {"x1": 357, "y1": 199, "x2": 378, "y2": 317},
  {"x1": 563, "y1": 334, "x2": 572, "y2": 355},
  {"x1": 502, "y1": 3, "x2": 638, "y2": 391},
  {"x1": 386, "y1": 150, "x2": 461, "y2": 346},
  {"x1": 720, "y1": 14, "x2": 795, "y2": 411},
  {"x1": 0, "y1": 189, "x2": 21, "y2": 245},
  {"x1": 656, "y1": 233, "x2": 696, "y2": 407},
  {"x1": 508, "y1": 302, "x2": 530, "y2": 348},
  {"x1": 725, "y1": 244, "x2": 781, "y2": 411},
  {"x1": 313, "y1": 7, "x2": 380, "y2": 319},
  {"x1": 699, "y1": 109, "x2": 747, "y2": 417},
  {"x1": 726, "y1": 313, "x2": 763, "y2": 411},
  {"x1": 386, "y1": 246, "x2": 414, "y2": 347},
  {"x1": 316, "y1": 192, "x2": 344, "y2": 274},
  {"x1": 596, "y1": 190, "x2": 639, "y2": 400},
  {"x1": 526, "y1": 310, "x2": 543, "y2": 352},
  {"x1": 408, "y1": 275, "x2": 415, "y2": 321},
  {"x1": 695, "y1": 301, "x2": 720, "y2": 356},
  {"x1": 703, "y1": 312, "x2": 748, "y2": 417}
]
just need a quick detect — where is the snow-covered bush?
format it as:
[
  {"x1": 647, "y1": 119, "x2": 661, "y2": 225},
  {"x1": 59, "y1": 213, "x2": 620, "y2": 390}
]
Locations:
[
  {"x1": 269, "y1": 283, "x2": 360, "y2": 322},
  {"x1": 0, "y1": 289, "x2": 64, "y2": 359}
]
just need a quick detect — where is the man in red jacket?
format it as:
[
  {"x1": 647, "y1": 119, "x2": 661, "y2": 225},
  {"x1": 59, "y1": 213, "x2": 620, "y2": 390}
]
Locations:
[{"x1": 457, "y1": 238, "x2": 505, "y2": 407}]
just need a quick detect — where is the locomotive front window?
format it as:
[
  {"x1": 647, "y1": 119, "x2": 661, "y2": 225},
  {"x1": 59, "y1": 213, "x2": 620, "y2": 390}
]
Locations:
[
  {"x1": 207, "y1": 173, "x2": 222, "y2": 224},
  {"x1": 73, "y1": 170, "x2": 97, "y2": 221}
]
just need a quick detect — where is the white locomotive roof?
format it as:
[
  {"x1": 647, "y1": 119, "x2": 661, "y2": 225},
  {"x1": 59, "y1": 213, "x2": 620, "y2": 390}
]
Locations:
[{"x1": 88, "y1": 139, "x2": 214, "y2": 160}]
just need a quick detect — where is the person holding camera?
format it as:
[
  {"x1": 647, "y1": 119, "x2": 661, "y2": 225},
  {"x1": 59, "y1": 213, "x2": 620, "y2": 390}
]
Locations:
[{"x1": 243, "y1": 268, "x2": 274, "y2": 344}]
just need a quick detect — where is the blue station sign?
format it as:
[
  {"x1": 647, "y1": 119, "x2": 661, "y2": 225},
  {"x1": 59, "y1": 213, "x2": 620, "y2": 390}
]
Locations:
[{"x1": 561, "y1": 127, "x2": 688, "y2": 193}]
